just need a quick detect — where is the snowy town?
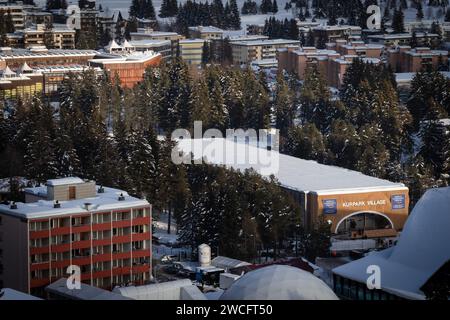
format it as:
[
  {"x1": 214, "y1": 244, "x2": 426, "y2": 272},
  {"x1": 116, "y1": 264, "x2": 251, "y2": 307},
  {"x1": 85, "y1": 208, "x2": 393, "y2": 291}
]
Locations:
[{"x1": 0, "y1": 0, "x2": 449, "y2": 305}]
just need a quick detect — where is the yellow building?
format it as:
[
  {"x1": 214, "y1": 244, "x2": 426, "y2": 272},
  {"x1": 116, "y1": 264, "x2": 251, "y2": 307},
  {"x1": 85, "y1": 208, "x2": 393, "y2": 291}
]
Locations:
[{"x1": 179, "y1": 39, "x2": 205, "y2": 66}]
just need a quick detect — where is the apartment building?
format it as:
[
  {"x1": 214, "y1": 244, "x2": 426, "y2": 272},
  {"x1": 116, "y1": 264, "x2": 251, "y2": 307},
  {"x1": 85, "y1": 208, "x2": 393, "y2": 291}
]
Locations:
[
  {"x1": 312, "y1": 25, "x2": 362, "y2": 44},
  {"x1": 0, "y1": 177, "x2": 152, "y2": 296},
  {"x1": 189, "y1": 26, "x2": 224, "y2": 41},
  {"x1": 277, "y1": 41, "x2": 383, "y2": 88},
  {"x1": 387, "y1": 46, "x2": 449, "y2": 72},
  {"x1": 231, "y1": 39, "x2": 300, "y2": 65},
  {"x1": 178, "y1": 39, "x2": 205, "y2": 66},
  {"x1": 0, "y1": 4, "x2": 25, "y2": 30},
  {"x1": 367, "y1": 32, "x2": 440, "y2": 48},
  {"x1": 24, "y1": 11, "x2": 53, "y2": 27},
  {"x1": 23, "y1": 24, "x2": 76, "y2": 49}
]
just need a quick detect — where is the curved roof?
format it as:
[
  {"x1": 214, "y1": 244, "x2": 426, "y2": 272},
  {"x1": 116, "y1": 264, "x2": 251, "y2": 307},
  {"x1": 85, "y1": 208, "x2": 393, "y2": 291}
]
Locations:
[
  {"x1": 333, "y1": 187, "x2": 450, "y2": 299},
  {"x1": 220, "y1": 265, "x2": 338, "y2": 300}
]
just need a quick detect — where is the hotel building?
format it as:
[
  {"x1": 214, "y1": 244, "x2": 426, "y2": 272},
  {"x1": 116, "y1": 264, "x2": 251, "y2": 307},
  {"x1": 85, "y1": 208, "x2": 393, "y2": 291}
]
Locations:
[
  {"x1": 178, "y1": 39, "x2": 205, "y2": 66},
  {"x1": 387, "y1": 46, "x2": 449, "y2": 73},
  {"x1": 0, "y1": 177, "x2": 152, "y2": 296}
]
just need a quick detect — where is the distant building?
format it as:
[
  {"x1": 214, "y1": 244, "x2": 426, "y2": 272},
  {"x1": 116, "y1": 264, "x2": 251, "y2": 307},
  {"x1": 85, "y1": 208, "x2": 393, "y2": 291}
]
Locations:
[
  {"x1": 277, "y1": 40, "x2": 383, "y2": 88},
  {"x1": 231, "y1": 39, "x2": 300, "y2": 65},
  {"x1": 189, "y1": 26, "x2": 224, "y2": 41},
  {"x1": 24, "y1": 11, "x2": 53, "y2": 27},
  {"x1": 130, "y1": 28, "x2": 185, "y2": 57},
  {"x1": 89, "y1": 50, "x2": 162, "y2": 88},
  {"x1": 176, "y1": 138, "x2": 410, "y2": 237},
  {"x1": 333, "y1": 187, "x2": 450, "y2": 300},
  {"x1": 312, "y1": 25, "x2": 362, "y2": 45},
  {"x1": 367, "y1": 32, "x2": 440, "y2": 47},
  {"x1": 23, "y1": 24, "x2": 76, "y2": 49},
  {"x1": 105, "y1": 39, "x2": 172, "y2": 61},
  {"x1": 0, "y1": 4, "x2": 25, "y2": 30},
  {"x1": 246, "y1": 24, "x2": 265, "y2": 36},
  {"x1": 0, "y1": 47, "x2": 98, "y2": 69},
  {"x1": 0, "y1": 177, "x2": 152, "y2": 296},
  {"x1": 178, "y1": 39, "x2": 205, "y2": 66},
  {"x1": 387, "y1": 46, "x2": 449, "y2": 73}
]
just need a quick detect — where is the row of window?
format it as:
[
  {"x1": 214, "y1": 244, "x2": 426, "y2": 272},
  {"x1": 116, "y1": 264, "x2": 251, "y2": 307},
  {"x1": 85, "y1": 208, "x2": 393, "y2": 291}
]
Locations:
[
  {"x1": 31, "y1": 240, "x2": 150, "y2": 263},
  {"x1": 333, "y1": 274, "x2": 403, "y2": 300},
  {"x1": 29, "y1": 209, "x2": 148, "y2": 231}
]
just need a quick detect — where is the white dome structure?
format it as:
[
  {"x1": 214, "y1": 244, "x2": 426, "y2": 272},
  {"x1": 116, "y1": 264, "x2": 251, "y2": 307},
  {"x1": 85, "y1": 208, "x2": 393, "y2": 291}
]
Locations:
[
  {"x1": 219, "y1": 265, "x2": 339, "y2": 300},
  {"x1": 333, "y1": 187, "x2": 450, "y2": 299}
]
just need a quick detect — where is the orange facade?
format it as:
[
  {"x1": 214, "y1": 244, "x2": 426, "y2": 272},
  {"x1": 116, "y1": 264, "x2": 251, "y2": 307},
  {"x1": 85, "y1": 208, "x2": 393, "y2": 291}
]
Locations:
[{"x1": 96, "y1": 54, "x2": 162, "y2": 88}]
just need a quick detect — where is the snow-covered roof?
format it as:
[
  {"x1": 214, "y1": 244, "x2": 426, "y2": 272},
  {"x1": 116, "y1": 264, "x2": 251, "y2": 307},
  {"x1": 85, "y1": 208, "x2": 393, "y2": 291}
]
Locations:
[
  {"x1": 122, "y1": 39, "x2": 134, "y2": 49},
  {"x1": 45, "y1": 278, "x2": 131, "y2": 300},
  {"x1": 333, "y1": 187, "x2": 450, "y2": 299},
  {"x1": 105, "y1": 39, "x2": 121, "y2": 51},
  {"x1": 175, "y1": 138, "x2": 405, "y2": 194},
  {"x1": 17, "y1": 62, "x2": 33, "y2": 73},
  {"x1": 189, "y1": 25, "x2": 224, "y2": 33},
  {"x1": 212, "y1": 256, "x2": 251, "y2": 270},
  {"x1": 0, "y1": 185, "x2": 149, "y2": 219},
  {"x1": 1, "y1": 66, "x2": 15, "y2": 77},
  {"x1": 0, "y1": 288, "x2": 42, "y2": 300},
  {"x1": 113, "y1": 279, "x2": 205, "y2": 300},
  {"x1": 220, "y1": 265, "x2": 338, "y2": 300},
  {"x1": 231, "y1": 39, "x2": 300, "y2": 46},
  {"x1": 46, "y1": 177, "x2": 84, "y2": 186}
]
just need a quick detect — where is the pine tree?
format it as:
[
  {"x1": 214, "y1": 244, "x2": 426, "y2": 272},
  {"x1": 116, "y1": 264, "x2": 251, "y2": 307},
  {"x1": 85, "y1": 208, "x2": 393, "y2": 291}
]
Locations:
[
  {"x1": 285, "y1": 124, "x2": 326, "y2": 161},
  {"x1": 229, "y1": 0, "x2": 241, "y2": 30},
  {"x1": 392, "y1": 7, "x2": 405, "y2": 33},
  {"x1": 274, "y1": 72, "x2": 296, "y2": 138},
  {"x1": 416, "y1": 1, "x2": 424, "y2": 19},
  {"x1": 272, "y1": 0, "x2": 278, "y2": 13}
]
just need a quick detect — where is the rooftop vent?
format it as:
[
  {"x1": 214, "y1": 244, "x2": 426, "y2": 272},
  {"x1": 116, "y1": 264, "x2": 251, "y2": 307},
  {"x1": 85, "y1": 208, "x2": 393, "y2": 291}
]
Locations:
[
  {"x1": 10, "y1": 201, "x2": 17, "y2": 209},
  {"x1": 118, "y1": 193, "x2": 125, "y2": 201},
  {"x1": 84, "y1": 202, "x2": 92, "y2": 210},
  {"x1": 54, "y1": 200, "x2": 61, "y2": 208},
  {"x1": 97, "y1": 186, "x2": 105, "y2": 193}
]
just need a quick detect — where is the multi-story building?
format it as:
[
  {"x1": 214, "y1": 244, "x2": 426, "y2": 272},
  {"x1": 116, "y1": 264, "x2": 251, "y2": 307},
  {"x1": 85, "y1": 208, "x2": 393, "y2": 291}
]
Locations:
[
  {"x1": 277, "y1": 41, "x2": 384, "y2": 88},
  {"x1": 312, "y1": 25, "x2": 362, "y2": 45},
  {"x1": 188, "y1": 26, "x2": 224, "y2": 41},
  {"x1": 23, "y1": 24, "x2": 76, "y2": 49},
  {"x1": 387, "y1": 46, "x2": 449, "y2": 72},
  {"x1": 130, "y1": 28, "x2": 185, "y2": 57},
  {"x1": 231, "y1": 39, "x2": 301, "y2": 65},
  {"x1": 367, "y1": 32, "x2": 440, "y2": 48},
  {"x1": 178, "y1": 39, "x2": 205, "y2": 66},
  {"x1": 0, "y1": 4, "x2": 25, "y2": 30},
  {"x1": 128, "y1": 40, "x2": 172, "y2": 60},
  {"x1": 89, "y1": 51, "x2": 162, "y2": 88},
  {"x1": 23, "y1": 11, "x2": 53, "y2": 27},
  {"x1": 0, "y1": 177, "x2": 152, "y2": 296}
]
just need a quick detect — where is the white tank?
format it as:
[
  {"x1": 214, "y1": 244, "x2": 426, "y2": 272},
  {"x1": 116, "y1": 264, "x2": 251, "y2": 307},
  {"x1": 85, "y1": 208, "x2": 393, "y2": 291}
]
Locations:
[{"x1": 198, "y1": 243, "x2": 211, "y2": 267}]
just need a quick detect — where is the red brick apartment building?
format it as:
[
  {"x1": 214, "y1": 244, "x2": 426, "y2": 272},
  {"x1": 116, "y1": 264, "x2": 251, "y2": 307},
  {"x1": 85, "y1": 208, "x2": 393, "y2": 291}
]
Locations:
[
  {"x1": 0, "y1": 177, "x2": 152, "y2": 296},
  {"x1": 387, "y1": 46, "x2": 449, "y2": 72}
]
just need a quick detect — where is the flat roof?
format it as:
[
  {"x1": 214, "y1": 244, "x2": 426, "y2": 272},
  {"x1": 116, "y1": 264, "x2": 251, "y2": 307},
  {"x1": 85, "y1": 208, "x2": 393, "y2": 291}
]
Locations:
[
  {"x1": 45, "y1": 278, "x2": 131, "y2": 300},
  {"x1": 231, "y1": 39, "x2": 300, "y2": 46},
  {"x1": 0, "y1": 48, "x2": 98, "y2": 59},
  {"x1": 175, "y1": 138, "x2": 406, "y2": 194},
  {"x1": 0, "y1": 185, "x2": 149, "y2": 219}
]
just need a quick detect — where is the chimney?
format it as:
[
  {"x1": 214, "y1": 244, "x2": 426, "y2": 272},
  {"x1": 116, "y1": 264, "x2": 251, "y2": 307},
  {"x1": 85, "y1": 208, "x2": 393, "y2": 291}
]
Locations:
[
  {"x1": 54, "y1": 200, "x2": 61, "y2": 208},
  {"x1": 10, "y1": 201, "x2": 17, "y2": 209},
  {"x1": 118, "y1": 193, "x2": 125, "y2": 201},
  {"x1": 98, "y1": 186, "x2": 105, "y2": 193}
]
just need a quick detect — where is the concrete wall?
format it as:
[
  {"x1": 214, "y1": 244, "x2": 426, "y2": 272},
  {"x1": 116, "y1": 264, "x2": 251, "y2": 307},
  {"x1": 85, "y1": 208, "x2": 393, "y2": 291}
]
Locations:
[{"x1": 0, "y1": 214, "x2": 29, "y2": 292}]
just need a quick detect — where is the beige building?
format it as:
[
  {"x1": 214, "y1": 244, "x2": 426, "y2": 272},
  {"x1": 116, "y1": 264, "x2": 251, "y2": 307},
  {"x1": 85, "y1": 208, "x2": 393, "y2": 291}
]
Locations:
[
  {"x1": 189, "y1": 26, "x2": 223, "y2": 41},
  {"x1": 387, "y1": 46, "x2": 449, "y2": 73},
  {"x1": 178, "y1": 39, "x2": 205, "y2": 66},
  {"x1": 312, "y1": 25, "x2": 362, "y2": 45},
  {"x1": 23, "y1": 24, "x2": 75, "y2": 49},
  {"x1": 0, "y1": 4, "x2": 25, "y2": 30},
  {"x1": 367, "y1": 32, "x2": 440, "y2": 48},
  {"x1": 130, "y1": 28, "x2": 184, "y2": 56},
  {"x1": 231, "y1": 39, "x2": 301, "y2": 65}
]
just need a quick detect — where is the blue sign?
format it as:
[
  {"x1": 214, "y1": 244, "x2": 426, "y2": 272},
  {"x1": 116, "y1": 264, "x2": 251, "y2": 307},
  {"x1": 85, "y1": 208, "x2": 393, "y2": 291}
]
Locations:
[
  {"x1": 322, "y1": 199, "x2": 337, "y2": 214},
  {"x1": 391, "y1": 194, "x2": 406, "y2": 209}
]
